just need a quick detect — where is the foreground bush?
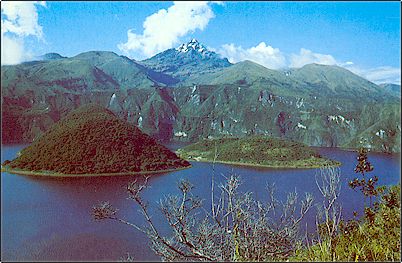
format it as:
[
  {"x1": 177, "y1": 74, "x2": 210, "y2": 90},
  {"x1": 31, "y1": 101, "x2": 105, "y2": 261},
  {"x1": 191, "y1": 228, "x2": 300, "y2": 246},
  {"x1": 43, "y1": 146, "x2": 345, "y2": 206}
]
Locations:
[{"x1": 291, "y1": 184, "x2": 401, "y2": 262}]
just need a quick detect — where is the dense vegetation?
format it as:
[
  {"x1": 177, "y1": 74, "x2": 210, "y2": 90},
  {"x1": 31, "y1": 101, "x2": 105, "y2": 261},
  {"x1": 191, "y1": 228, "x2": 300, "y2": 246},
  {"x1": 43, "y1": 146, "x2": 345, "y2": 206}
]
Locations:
[
  {"x1": 176, "y1": 136, "x2": 340, "y2": 168},
  {"x1": 291, "y1": 148, "x2": 401, "y2": 261},
  {"x1": 3, "y1": 104, "x2": 190, "y2": 175},
  {"x1": 291, "y1": 184, "x2": 401, "y2": 261}
]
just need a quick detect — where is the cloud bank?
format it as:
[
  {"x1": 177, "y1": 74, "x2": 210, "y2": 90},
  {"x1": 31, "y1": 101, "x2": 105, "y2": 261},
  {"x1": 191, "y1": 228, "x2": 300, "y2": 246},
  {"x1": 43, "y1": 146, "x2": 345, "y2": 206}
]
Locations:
[
  {"x1": 218, "y1": 42, "x2": 287, "y2": 69},
  {"x1": 345, "y1": 65, "x2": 401, "y2": 85},
  {"x1": 1, "y1": 1, "x2": 45, "y2": 65},
  {"x1": 118, "y1": 1, "x2": 219, "y2": 59},
  {"x1": 217, "y1": 44, "x2": 337, "y2": 70},
  {"x1": 289, "y1": 48, "x2": 337, "y2": 68}
]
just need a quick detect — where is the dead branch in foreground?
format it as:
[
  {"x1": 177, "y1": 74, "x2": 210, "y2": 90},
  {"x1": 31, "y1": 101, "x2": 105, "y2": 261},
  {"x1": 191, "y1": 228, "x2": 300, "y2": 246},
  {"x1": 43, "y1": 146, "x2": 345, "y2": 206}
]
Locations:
[{"x1": 93, "y1": 171, "x2": 315, "y2": 261}]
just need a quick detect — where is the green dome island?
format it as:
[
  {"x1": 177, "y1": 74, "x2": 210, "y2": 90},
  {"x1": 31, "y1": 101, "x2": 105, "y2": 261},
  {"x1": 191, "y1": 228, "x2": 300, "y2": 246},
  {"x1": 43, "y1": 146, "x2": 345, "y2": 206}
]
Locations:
[
  {"x1": 1, "y1": 104, "x2": 191, "y2": 177},
  {"x1": 176, "y1": 136, "x2": 341, "y2": 169}
]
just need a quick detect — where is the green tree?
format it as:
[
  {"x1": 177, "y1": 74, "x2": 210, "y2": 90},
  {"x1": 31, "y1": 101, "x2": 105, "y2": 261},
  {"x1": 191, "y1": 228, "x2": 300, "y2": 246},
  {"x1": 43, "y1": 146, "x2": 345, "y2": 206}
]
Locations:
[{"x1": 349, "y1": 148, "x2": 380, "y2": 208}]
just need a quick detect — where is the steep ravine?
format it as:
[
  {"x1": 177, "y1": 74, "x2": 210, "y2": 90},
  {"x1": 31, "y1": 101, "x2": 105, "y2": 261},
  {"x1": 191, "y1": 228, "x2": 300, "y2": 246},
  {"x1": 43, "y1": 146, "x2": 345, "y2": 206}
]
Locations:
[{"x1": 2, "y1": 85, "x2": 400, "y2": 153}]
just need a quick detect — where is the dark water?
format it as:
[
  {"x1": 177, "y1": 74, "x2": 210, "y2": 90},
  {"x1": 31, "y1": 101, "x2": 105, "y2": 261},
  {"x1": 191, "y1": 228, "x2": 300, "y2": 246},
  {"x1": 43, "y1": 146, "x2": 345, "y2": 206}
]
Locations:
[{"x1": 1, "y1": 143, "x2": 400, "y2": 261}]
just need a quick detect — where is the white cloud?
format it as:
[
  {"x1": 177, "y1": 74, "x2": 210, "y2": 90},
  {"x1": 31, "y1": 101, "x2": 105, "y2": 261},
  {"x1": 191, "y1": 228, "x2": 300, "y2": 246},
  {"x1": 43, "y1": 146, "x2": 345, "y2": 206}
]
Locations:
[
  {"x1": 218, "y1": 42, "x2": 287, "y2": 69},
  {"x1": 289, "y1": 48, "x2": 337, "y2": 68},
  {"x1": 217, "y1": 41, "x2": 400, "y2": 84},
  {"x1": 118, "y1": 1, "x2": 218, "y2": 59},
  {"x1": 1, "y1": 36, "x2": 25, "y2": 65},
  {"x1": 345, "y1": 65, "x2": 401, "y2": 85},
  {"x1": 216, "y1": 44, "x2": 336, "y2": 70},
  {"x1": 1, "y1": 1, "x2": 46, "y2": 65},
  {"x1": 116, "y1": 1, "x2": 398, "y2": 83},
  {"x1": 1, "y1": 1, "x2": 45, "y2": 37}
]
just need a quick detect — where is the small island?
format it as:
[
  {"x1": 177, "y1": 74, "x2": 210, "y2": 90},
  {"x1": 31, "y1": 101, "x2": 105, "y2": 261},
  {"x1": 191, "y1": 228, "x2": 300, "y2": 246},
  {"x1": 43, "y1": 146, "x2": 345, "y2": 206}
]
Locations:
[
  {"x1": 2, "y1": 104, "x2": 191, "y2": 177},
  {"x1": 176, "y1": 136, "x2": 341, "y2": 169}
]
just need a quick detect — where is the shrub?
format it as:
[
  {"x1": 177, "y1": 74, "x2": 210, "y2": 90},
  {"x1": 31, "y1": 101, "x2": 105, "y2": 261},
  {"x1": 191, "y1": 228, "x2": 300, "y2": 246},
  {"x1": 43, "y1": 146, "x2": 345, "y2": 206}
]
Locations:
[{"x1": 292, "y1": 184, "x2": 401, "y2": 262}]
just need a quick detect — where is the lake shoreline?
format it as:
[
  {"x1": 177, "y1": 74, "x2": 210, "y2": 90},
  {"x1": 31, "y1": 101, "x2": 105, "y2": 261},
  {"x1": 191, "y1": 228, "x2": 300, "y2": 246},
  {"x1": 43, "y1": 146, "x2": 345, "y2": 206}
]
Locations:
[
  {"x1": 178, "y1": 156, "x2": 341, "y2": 169},
  {"x1": 2, "y1": 142, "x2": 399, "y2": 155},
  {"x1": 0, "y1": 164, "x2": 192, "y2": 178}
]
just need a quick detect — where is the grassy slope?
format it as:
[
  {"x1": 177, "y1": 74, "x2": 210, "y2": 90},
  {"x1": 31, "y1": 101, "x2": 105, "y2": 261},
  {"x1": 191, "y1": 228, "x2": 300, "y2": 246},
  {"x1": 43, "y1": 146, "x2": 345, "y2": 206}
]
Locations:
[{"x1": 177, "y1": 136, "x2": 340, "y2": 168}]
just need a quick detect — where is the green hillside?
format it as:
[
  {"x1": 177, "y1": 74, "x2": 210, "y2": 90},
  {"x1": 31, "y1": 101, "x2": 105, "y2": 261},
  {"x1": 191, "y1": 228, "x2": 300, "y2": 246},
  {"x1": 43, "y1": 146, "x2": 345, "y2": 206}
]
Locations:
[
  {"x1": 379, "y1": 83, "x2": 401, "y2": 97},
  {"x1": 288, "y1": 63, "x2": 390, "y2": 101},
  {"x1": 183, "y1": 61, "x2": 397, "y2": 102},
  {"x1": 1, "y1": 51, "x2": 176, "y2": 97},
  {"x1": 176, "y1": 136, "x2": 340, "y2": 168},
  {"x1": 2, "y1": 104, "x2": 190, "y2": 175}
]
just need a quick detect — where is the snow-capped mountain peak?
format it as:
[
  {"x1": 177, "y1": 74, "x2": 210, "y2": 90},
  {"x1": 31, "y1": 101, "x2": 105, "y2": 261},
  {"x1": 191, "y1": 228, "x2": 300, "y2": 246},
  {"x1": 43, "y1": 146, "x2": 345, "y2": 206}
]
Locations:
[
  {"x1": 141, "y1": 38, "x2": 232, "y2": 80},
  {"x1": 176, "y1": 39, "x2": 206, "y2": 53}
]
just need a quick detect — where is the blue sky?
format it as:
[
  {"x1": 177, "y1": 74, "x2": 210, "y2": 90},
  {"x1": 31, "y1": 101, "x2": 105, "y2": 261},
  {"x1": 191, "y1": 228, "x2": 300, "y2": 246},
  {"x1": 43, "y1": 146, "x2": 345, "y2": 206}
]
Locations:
[{"x1": 1, "y1": 1, "x2": 401, "y2": 83}]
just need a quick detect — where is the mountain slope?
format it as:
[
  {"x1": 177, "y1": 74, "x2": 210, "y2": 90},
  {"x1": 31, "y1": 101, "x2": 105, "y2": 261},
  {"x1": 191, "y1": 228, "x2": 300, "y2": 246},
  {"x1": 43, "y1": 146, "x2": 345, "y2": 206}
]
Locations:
[
  {"x1": 379, "y1": 83, "x2": 401, "y2": 97},
  {"x1": 1, "y1": 51, "x2": 177, "y2": 98},
  {"x1": 183, "y1": 61, "x2": 398, "y2": 102},
  {"x1": 169, "y1": 84, "x2": 400, "y2": 152},
  {"x1": 184, "y1": 60, "x2": 285, "y2": 84},
  {"x1": 140, "y1": 39, "x2": 231, "y2": 81},
  {"x1": 68, "y1": 51, "x2": 177, "y2": 88},
  {"x1": 288, "y1": 63, "x2": 391, "y2": 101},
  {"x1": 1, "y1": 47, "x2": 400, "y2": 153},
  {"x1": 0, "y1": 51, "x2": 177, "y2": 143},
  {"x1": 183, "y1": 60, "x2": 314, "y2": 97}
]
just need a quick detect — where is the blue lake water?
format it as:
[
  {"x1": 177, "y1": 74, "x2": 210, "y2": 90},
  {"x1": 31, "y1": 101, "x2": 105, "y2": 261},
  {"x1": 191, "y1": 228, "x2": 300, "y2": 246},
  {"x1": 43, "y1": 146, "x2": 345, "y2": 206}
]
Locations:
[{"x1": 1, "y1": 144, "x2": 400, "y2": 261}]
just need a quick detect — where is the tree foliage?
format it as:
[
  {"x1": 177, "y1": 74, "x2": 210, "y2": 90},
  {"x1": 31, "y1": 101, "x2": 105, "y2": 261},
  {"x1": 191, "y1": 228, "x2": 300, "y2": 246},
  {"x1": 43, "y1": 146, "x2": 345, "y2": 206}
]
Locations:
[
  {"x1": 4, "y1": 104, "x2": 190, "y2": 174},
  {"x1": 349, "y1": 148, "x2": 380, "y2": 207},
  {"x1": 177, "y1": 136, "x2": 340, "y2": 167},
  {"x1": 292, "y1": 184, "x2": 400, "y2": 262}
]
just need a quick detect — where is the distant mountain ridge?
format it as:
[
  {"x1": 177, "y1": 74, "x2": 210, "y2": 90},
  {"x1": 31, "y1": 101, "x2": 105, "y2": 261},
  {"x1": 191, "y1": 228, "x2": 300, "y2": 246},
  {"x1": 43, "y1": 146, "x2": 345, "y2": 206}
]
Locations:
[
  {"x1": 184, "y1": 60, "x2": 397, "y2": 102},
  {"x1": 1, "y1": 40, "x2": 400, "y2": 153},
  {"x1": 2, "y1": 51, "x2": 176, "y2": 96},
  {"x1": 37, "y1": 53, "x2": 67, "y2": 61}
]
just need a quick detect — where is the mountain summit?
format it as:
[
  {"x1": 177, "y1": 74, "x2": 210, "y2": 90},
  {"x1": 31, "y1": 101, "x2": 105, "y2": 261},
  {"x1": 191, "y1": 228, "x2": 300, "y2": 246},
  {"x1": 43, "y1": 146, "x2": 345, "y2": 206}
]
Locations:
[
  {"x1": 140, "y1": 39, "x2": 231, "y2": 81},
  {"x1": 175, "y1": 39, "x2": 208, "y2": 54}
]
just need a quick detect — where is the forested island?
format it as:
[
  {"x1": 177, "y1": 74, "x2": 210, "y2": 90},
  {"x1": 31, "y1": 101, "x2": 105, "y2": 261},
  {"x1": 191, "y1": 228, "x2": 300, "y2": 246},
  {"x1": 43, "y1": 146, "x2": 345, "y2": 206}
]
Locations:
[
  {"x1": 1, "y1": 104, "x2": 191, "y2": 176},
  {"x1": 177, "y1": 136, "x2": 341, "y2": 168}
]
